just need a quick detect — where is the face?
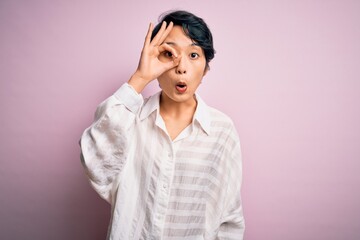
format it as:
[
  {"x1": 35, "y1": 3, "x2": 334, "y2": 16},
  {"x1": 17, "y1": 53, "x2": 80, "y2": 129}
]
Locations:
[{"x1": 157, "y1": 26, "x2": 208, "y2": 105}]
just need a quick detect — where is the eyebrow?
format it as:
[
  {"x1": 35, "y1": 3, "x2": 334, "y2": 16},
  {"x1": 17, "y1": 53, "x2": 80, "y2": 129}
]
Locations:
[{"x1": 165, "y1": 42, "x2": 200, "y2": 47}]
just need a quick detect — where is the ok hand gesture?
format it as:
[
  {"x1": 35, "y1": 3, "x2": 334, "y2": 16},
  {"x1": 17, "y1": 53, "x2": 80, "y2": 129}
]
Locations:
[{"x1": 128, "y1": 21, "x2": 180, "y2": 93}]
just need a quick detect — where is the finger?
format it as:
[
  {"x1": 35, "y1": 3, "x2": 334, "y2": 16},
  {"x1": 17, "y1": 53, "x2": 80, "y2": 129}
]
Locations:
[
  {"x1": 158, "y1": 21, "x2": 173, "y2": 45},
  {"x1": 163, "y1": 55, "x2": 181, "y2": 71},
  {"x1": 158, "y1": 43, "x2": 178, "y2": 58},
  {"x1": 144, "y1": 22, "x2": 154, "y2": 47},
  {"x1": 151, "y1": 21, "x2": 167, "y2": 46}
]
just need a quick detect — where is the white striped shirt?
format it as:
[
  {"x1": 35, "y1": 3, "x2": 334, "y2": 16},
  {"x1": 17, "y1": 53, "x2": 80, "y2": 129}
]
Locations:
[{"x1": 80, "y1": 83, "x2": 245, "y2": 239}]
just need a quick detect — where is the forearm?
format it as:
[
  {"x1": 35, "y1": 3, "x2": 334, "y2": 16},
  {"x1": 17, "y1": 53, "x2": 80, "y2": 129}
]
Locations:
[{"x1": 128, "y1": 72, "x2": 151, "y2": 94}]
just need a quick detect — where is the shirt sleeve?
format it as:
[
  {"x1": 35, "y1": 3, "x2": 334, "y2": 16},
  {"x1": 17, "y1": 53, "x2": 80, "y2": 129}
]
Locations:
[
  {"x1": 80, "y1": 83, "x2": 143, "y2": 204},
  {"x1": 217, "y1": 130, "x2": 245, "y2": 239}
]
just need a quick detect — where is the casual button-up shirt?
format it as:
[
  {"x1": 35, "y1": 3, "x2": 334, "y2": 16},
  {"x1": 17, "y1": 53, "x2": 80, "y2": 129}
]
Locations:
[{"x1": 80, "y1": 83, "x2": 245, "y2": 239}]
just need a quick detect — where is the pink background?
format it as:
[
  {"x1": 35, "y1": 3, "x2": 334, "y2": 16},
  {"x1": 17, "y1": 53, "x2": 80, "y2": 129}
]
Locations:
[{"x1": 1, "y1": 0, "x2": 359, "y2": 239}]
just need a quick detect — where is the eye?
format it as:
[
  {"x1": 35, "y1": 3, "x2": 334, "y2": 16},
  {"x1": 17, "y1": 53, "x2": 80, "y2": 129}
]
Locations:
[
  {"x1": 190, "y1": 52, "x2": 199, "y2": 59},
  {"x1": 164, "y1": 51, "x2": 173, "y2": 58}
]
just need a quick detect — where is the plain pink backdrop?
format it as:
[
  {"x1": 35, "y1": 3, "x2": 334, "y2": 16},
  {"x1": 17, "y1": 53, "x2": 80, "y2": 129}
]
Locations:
[{"x1": 1, "y1": 0, "x2": 359, "y2": 239}]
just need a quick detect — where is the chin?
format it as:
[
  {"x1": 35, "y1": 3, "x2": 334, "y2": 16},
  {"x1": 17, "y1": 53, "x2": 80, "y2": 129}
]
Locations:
[{"x1": 162, "y1": 90, "x2": 193, "y2": 103}]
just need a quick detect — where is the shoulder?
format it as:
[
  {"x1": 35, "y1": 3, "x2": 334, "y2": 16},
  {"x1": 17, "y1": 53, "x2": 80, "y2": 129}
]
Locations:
[
  {"x1": 204, "y1": 105, "x2": 240, "y2": 147},
  {"x1": 206, "y1": 105, "x2": 242, "y2": 167},
  {"x1": 208, "y1": 106, "x2": 236, "y2": 131},
  {"x1": 195, "y1": 94, "x2": 237, "y2": 136}
]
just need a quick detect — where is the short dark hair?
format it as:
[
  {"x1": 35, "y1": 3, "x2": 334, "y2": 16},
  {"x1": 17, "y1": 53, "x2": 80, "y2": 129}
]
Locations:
[{"x1": 151, "y1": 10, "x2": 215, "y2": 69}]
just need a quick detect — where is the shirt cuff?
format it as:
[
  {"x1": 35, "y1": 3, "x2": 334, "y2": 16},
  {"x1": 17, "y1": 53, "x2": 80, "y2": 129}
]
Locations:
[{"x1": 113, "y1": 83, "x2": 144, "y2": 113}]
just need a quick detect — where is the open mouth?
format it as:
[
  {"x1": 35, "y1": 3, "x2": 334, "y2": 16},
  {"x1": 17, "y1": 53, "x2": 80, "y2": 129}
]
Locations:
[{"x1": 175, "y1": 82, "x2": 187, "y2": 93}]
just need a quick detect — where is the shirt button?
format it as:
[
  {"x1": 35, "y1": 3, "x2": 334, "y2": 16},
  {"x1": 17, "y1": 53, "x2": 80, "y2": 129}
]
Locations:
[
  {"x1": 163, "y1": 183, "x2": 168, "y2": 189},
  {"x1": 167, "y1": 152, "x2": 172, "y2": 158}
]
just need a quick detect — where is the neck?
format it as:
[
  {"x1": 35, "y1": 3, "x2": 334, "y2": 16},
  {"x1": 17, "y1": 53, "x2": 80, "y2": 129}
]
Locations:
[{"x1": 159, "y1": 92, "x2": 197, "y2": 118}]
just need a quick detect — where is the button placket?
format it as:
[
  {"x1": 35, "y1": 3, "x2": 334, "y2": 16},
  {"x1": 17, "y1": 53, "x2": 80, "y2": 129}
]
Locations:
[{"x1": 151, "y1": 144, "x2": 175, "y2": 239}]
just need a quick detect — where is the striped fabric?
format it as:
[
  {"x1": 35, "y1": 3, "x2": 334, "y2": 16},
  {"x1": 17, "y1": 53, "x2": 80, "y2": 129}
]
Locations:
[{"x1": 80, "y1": 83, "x2": 245, "y2": 239}]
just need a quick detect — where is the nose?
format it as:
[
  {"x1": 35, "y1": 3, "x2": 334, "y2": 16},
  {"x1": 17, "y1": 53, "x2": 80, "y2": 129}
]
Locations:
[
  {"x1": 177, "y1": 68, "x2": 186, "y2": 74},
  {"x1": 176, "y1": 57, "x2": 187, "y2": 74}
]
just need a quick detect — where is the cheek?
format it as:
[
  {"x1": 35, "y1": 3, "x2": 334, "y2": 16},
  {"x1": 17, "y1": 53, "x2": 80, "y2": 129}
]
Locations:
[
  {"x1": 195, "y1": 59, "x2": 207, "y2": 72},
  {"x1": 158, "y1": 69, "x2": 172, "y2": 81},
  {"x1": 194, "y1": 63, "x2": 207, "y2": 77},
  {"x1": 157, "y1": 73, "x2": 173, "y2": 88},
  {"x1": 157, "y1": 77, "x2": 166, "y2": 87}
]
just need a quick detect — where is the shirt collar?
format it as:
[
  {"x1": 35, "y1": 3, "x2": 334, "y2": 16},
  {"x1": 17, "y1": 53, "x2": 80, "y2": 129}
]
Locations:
[
  {"x1": 193, "y1": 94, "x2": 211, "y2": 135},
  {"x1": 139, "y1": 91, "x2": 211, "y2": 136},
  {"x1": 139, "y1": 91, "x2": 161, "y2": 122}
]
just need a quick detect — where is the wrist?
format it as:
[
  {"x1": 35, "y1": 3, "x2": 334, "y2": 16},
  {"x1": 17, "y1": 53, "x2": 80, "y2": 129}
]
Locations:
[{"x1": 128, "y1": 72, "x2": 149, "y2": 93}]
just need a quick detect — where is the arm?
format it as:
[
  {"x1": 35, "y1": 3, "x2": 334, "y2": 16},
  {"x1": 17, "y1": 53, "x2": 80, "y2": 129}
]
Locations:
[
  {"x1": 217, "y1": 133, "x2": 245, "y2": 239},
  {"x1": 80, "y1": 21, "x2": 180, "y2": 204},
  {"x1": 128, "y1": 21, "x2": 180, "y2": 93},
  {"x1": 217, "y1": 192, "x2": 245, "y2": 239},
  {"x1": 80, "y1": 84, "x2": 142, "y2": 204}
]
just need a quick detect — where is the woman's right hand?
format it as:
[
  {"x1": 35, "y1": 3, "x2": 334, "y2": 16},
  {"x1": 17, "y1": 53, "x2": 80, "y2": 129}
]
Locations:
[{"x1": 128, "y1": 21, "x2": 180, "y2": 93}]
